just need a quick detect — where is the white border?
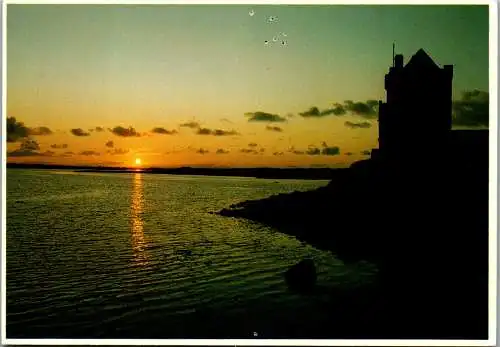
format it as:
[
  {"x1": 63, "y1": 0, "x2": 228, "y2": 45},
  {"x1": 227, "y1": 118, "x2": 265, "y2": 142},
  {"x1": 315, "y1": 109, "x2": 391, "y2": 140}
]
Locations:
[
  {"x1": 0, "y1": 0, "x2": 494, "y2": 4},
  {"x1": 2, "y1": 0, "x2": 497, "y2": 346},
  {"x1": 1, "y1": 339, "x2": 497, "y2": 346},
  {"x1": 488, "y1": 1, "x2": 498, "y2": 346},
  {"x1": 2, "y1": 0, "x2": 7, "y2": 344}
]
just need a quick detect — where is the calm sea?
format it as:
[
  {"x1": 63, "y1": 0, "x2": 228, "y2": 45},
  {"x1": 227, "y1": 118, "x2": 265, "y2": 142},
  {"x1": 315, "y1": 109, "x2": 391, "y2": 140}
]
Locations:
[{"x1": 7, "y1": 169, "x2": 377, "y2": 339}]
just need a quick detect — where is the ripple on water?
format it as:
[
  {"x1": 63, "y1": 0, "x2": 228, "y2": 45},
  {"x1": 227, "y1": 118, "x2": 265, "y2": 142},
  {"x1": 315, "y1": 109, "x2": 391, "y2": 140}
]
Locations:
[{"x1": 7, "y1": 170, "x2": 376, "y2": 338}]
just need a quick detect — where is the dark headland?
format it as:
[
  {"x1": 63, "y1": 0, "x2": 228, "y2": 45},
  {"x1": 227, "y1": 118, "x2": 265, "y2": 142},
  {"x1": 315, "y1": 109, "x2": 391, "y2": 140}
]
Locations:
[{"x1": 216, "y1": 49, "x2": 490, "y2": 339}]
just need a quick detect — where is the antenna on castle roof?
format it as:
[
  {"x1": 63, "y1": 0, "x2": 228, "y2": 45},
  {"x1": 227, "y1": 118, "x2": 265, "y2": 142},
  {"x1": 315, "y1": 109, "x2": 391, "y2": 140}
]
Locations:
[{"x1": 392, "y1": 42, "x2": 395, "y2": 67}]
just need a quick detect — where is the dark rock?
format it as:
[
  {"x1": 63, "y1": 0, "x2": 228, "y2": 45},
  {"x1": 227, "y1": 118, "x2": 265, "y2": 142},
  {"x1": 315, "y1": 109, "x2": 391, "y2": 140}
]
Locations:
[{"x1": 285, "y1": 259, "x2": 317, "y2": 293}]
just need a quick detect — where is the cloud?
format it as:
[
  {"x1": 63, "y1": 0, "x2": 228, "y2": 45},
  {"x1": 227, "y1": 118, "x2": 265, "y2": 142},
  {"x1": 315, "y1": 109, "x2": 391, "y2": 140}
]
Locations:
[
  {"x1": 248, "y1": 143, "x2": 258, "y2": 147},
  {"x1": 298, "y1": 100, "x2": 377, "y2": 119},
  {"x1": 29, "y1": 126, "x2": 53, "y2": 136},
  {"x1": 108, "y1": 148, "x2": 129, "y2": 155},
  {"x1": 180, "y1": 121, "x2": 201, "y2": 129},
  {"x1": 152, "y1": 127, "x2": 178, "y2": 135},
  {"x1": 105, "y1": 140, "x2": 114, "y2": 148},
  {"x1": 345, "y1": 152, "x2": 353, "y2": 156},
  {"x1": 321, "y1": 146, "x2": 340, "y2": 156},
  {"x1": 50, "y1": 144, "x2": 69, "y2": 149},
  {"x1": 7, "y1": 117, "x2": 30, "y2": 142},
  {"x1": 7, "y1": 139, "x2": 46, "y2": 157},
  {"x1": 6, "y1": 118, "x2": 53, "y2": 141},
  {"x1": 196, "y1": 148, "x2": 209, "y2": 154},
  {"x1": 197, "y1": 128, "x2": 212, "y2": 135},
  {"x1": 361, "y1": 150, "x2": 371, "y2": 156},
  {"x1": 240, "y1": 148, "x2": 259, "y2": 154},
  {"x1": 21, "y1": 139, "x2": 40, "y2": 151},
  {"x1": 245, "y1": 111, "x2": 287, "y2": 123},
  {"x1": 344, "y1": 121, "x2": 372, "y2": 129},
  {"x1": 265, "y1": 125, "x2": 284, "y2": 132},
  {"x1": 89, "y1": 126, "x2": 105, "y2": 132},
  {"x1": 273, "y1": 151, "x2": 284, "y2": 156},
  {"x1": 196, "y1": 128, "x2": 239, "y2": 136},
  {"x1": 79, "y1": 150, "x2": 100, "y2": 156},
  {"x1": 43, "y1": 150, "x2": 55, "y2": 156},
  {"x1": 214, "y1": 129, "x2": 239, "y2": 136},
  {"x1": 344, "y1": 100, "x2": 378, "y2": 118},
  {"x1": 461, "y1": 90, "x2": 488, "y2": 102},
  {"x1": 288, "y1": 143, "x2": 340, "y2": 156},
  {"x1": 109, "y1": 126, "x2": 141, "y2": 137},
  {"x1": 299, "y1": 107, "x2": 321, "y2": 118},
  {"x1": 61, "y1": 151, "x2": 75, "y2": 157},
  {"x1": 299, "y1": 104, "x2": 346, "y2": 118},
  {"x1": 320, "y1": 103, "x2": 347, "y2": 116},
  {"x1": 216, "y1": 149, "x2": 230, "y2": 154},
  {"x1": 306, "y1": 147, "x2": 321, "y2": 155},
  {"x1": 71, "y1": 128, "x2": 90, "y2": 137},
  {"x1": 320, "y1": 142, "x2": 340, "y2": 155},
  {"x1": 220, "y1": 118, "x2": 233, "y2": 123},
  {"x1": 452, "y1": 90, "x2": 489, "y2": 127},
  {"x1": 288, "y1": 147, "x2": 305, "y2": 155}
]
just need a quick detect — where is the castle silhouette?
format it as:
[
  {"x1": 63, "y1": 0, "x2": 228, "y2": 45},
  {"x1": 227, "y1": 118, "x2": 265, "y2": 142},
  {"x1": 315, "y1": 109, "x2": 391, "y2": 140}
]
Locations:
[
  {"x1": 375, "y1": 48, "x2": 453, "y2": 162},
  {"x1": 370, "y1": 47, "x2": 487, "y2": 168}
]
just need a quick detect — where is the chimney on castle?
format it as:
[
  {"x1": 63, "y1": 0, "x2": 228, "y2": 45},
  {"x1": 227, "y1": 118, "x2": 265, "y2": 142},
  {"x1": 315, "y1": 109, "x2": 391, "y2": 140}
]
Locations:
[{"x1": 395, "y1": 54, "x2": 404, "y2": 69}]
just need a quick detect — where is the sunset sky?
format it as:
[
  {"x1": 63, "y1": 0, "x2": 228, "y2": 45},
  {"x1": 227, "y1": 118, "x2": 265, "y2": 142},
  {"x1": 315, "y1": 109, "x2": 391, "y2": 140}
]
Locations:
[{"x1": 6, "y1": 4, "x2": 489, "y2": 168}]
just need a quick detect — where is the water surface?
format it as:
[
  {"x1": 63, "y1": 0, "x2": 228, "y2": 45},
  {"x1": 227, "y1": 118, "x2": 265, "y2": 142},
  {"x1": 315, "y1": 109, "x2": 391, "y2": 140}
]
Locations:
[{"x1": 7, "y1": 169, "x2": 376, "y2": 338}]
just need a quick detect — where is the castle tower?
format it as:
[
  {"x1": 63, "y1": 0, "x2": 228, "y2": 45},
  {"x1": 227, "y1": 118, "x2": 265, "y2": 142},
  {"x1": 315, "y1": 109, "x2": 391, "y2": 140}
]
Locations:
[{"x1": 377, "y1": 49, "x2": 453, "y2": 162}]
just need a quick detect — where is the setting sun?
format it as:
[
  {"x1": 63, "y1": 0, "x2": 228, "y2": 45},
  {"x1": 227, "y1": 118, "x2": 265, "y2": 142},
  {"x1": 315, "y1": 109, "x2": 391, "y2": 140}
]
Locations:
[{"x1": 135, "y1": 158, "x2": 142, "y2": 166}]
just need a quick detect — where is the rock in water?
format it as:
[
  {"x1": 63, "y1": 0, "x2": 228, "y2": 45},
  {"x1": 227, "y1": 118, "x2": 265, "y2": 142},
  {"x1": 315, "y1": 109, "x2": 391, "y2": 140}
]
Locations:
[{"x1": 285, "y1": 259, "x2": 317, "y2": 293}]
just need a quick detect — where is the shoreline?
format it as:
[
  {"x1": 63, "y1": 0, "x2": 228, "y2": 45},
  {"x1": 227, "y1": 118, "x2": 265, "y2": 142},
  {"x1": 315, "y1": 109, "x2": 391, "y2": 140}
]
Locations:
[{"x1": 7, "y1": 164, "x2": 348, "y2": 180}]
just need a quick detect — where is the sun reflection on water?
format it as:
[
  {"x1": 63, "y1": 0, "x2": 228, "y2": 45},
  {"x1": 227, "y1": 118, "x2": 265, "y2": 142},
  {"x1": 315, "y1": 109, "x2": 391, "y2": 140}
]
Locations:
[{"x1": 130, "y1": 173, "x2": 149, "y2": 267}]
